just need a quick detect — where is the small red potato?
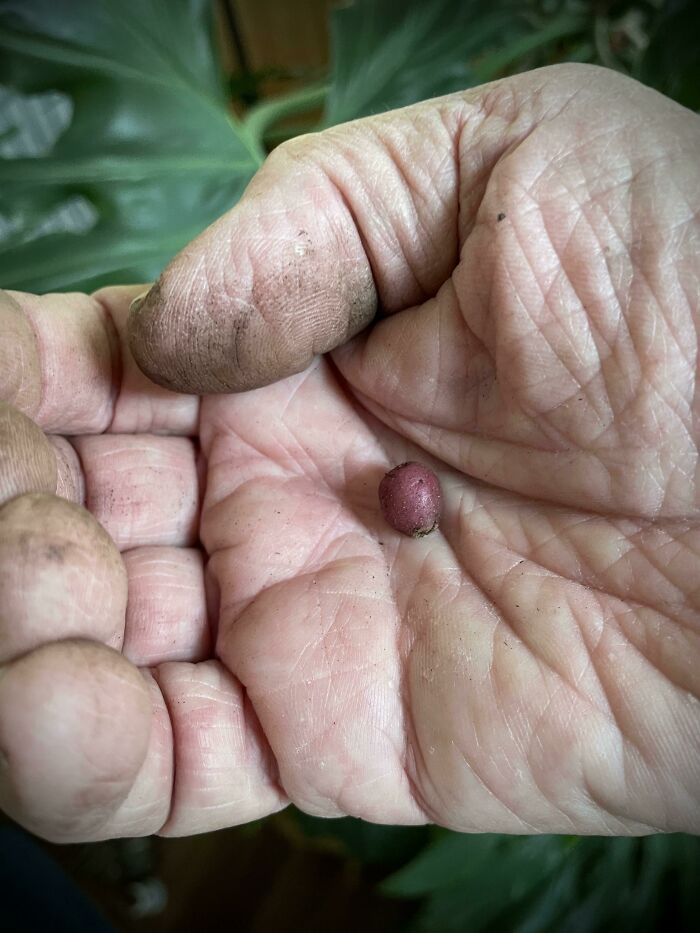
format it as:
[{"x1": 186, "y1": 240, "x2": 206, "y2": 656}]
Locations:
[{"x1": 378, "y1": 462, "x2": 441, "y2": 538}]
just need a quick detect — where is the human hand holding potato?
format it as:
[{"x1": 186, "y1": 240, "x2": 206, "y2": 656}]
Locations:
[{"x1": 1, "y1": 64, "x2": 699, "y2": 842}]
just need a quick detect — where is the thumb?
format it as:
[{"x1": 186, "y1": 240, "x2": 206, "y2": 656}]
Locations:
[
  {"x1": 127, "y1": 67, "x2": 567, "y2": 394},
  {"x1": 127, "y1": 95, "x2": 469, "y2": 393}
]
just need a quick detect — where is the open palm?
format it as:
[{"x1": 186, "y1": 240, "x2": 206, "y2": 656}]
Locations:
[{"x1": 1, "y1": 65, "x2": 698, "y2": 842}]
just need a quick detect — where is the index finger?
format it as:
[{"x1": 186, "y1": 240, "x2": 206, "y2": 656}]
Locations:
[{"x1": 1, "y1": 285, "x2": 199, "y2": 436}]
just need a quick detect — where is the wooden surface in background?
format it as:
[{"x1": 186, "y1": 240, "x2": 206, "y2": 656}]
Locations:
[
  {"x1": 218, "y1": 0, "x2": 331, "y2": 100},
  {"x1": 233, "y1": 0, "x2": 330, "y2": 73}
]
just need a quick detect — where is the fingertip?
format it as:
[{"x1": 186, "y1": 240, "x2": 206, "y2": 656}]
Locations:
[
  {"x1": 126, "y1": 157, "x2": 379, "y2": 396},
  {"x1": 0, "y1": 402, "x2": 57, "y2": 505},
  {"x1": 0, "y1": 493, "x2": 127, "y2": 663},
  {"x1": 0, "y1": 290, "x2": 41, "y2": 416},
  {"x1": 127, "y1": 278, "x2": 185, "y2": 393},
  {"x1": 0, "y1": 640, "x2": 152, "y2": 842}
]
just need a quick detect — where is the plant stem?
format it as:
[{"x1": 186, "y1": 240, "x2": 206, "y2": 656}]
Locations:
[{"x1": 243, "y1": 82, "x2": 329, "y2": 145}]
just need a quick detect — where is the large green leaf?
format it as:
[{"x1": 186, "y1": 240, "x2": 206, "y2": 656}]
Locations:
[
  {"x1": 321, "y1": 0, "x2": 586, "y2": 126},
  {"x1": 0, "y1": 0, "x2": 262, "y2": 292},
  {"x1": 381, "y1": 831, "x2": 502, "y2": 897},
  {"x1": 381, "y1": 831, "x2": 570, "y2": 932},
  {"x1": 322, "y1": 0, "x2": 700, "y2": 129},
  {"x1": 380, "y1": 831, "x2": 700, "y2": 933},
  {"x1": 2, "y1": 0, "x2": 694, "y2": 295}
]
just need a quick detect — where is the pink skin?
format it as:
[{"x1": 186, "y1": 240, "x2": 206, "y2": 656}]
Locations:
[{"x1": 0, "y1": 65, "x2": 699, "y2": 843}]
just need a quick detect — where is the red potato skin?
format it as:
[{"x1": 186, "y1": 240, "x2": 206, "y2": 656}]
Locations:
[{"x1": 378, "y1": 462, "x2": 442, "y2": 537}]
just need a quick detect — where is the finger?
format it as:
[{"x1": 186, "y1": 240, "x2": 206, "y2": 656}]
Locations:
[
  {"x1": 2, "y1": 286, "x2": 198, "y2": 436},
  {"x1": 48, "y1": 435, "x2": 85, "y2": 504},
  {"x1": 0, "y1": 494, "x2": 126, "y2": 663},
  {"x1": 0, "y1": 492, "x2": 174, "y2": 841},
  {"x1": 0, "y1": 397, "x2": 199, "y2": 550},
  {"x1": 0, "y1": 290, "x2": 41, "y2": 414},
  {"x1": 122, "y1": 547, "x2": 210, "y2": 666},
  {"x1": 72, "y1": 434, "x2": 200, "y2": 549},
  {"x1": 153, "y1": 660, "x2": 286, "y2": 835},
  {"x1": 128, "y1": 83, "x2": 503, "y2": 393},
  {"x1": 96, "y1": 286, "x2": 199, "y2": 435},
  {"x1": 0, "y1": 640, "x2": 172, "y2": 842},
  {"x1": 0, "y1": 401, "x2": 56, "y2": 503},
  {"x1": 0, "y1": 363, "x2": 84, "y2": 507}
]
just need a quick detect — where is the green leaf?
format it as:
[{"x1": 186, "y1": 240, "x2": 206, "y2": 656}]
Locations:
[
  {"x1": 322, "y1": 0, "x2": 700, "y2": 129},
  {"x1": 381, "y1": 831, "x2": 503, "y2": 897},
  {"x1": 639, "y1": 0, "x2": 700, "y2": 111},
  {"x1": 2, "y1": 0, "x2": 695, "y2": 296},
  {"x1": 512, "y1": 856, "x2": 581, "y2": 933},
  {"x1": 0, "y1": 0, "x2": 262, "y2": 292},
  {"x1": 384, "y1": 833, "x2": 570, "y2": 933},
  {"x1": 0, "y1": 124, "x2": 17, "y2": 145},
  {"x1": 382, "y1": 832, "x2": 700, "y2": 933},
  {"x1": 471, "y1": 12, "x2": 587, "y2": 83},
  {"x1": 321, "y1": 0, "x2": 532, "y2": 126}
]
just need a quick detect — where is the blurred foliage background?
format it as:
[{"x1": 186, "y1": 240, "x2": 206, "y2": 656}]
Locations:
[
  {"x1": 0, "y1": 0, "x2": 699, "y2": 293},
  {"x1": 1, "y1": 0, "x2": 699, "y2": 930}
]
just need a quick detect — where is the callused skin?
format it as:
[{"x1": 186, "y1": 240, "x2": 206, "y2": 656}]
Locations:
[{"x1": 0, "y1": 64, "x2": 699, "y2": 843}]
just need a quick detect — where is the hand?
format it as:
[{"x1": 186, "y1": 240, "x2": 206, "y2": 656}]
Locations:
[{"x1": 1, "y1": 64, "x2": 699, "y2": 842}]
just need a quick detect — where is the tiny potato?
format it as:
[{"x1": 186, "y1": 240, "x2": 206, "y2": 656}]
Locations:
[{"x1": 378, "y1": 462, "x2": 441, "y2": 538}]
